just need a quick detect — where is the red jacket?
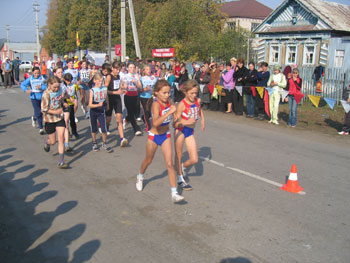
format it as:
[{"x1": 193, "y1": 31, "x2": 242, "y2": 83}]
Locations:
[{"x1": 288, "y1": 77, "x2": 302, "y2": 95}]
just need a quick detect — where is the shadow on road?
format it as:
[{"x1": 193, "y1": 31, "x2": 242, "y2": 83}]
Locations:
[
  {"x1": 0, "y1": 116, "x2": 31, "y2": 133},
  {"x1": 220, "y1": 257, "x2": 252, "y2": 263},
  {"x1": 325, "y1": 118, "x2": 343, "y2": 132},
  {"x1": 0, "y1": 147, "x2": 101, "y2": 262}
]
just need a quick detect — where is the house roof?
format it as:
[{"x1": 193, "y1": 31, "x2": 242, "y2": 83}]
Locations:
[
  {"x1": 254, "y1": 0, "x2": 350, "y2": 34},
  {"x1": 220, "y1": 0, "x2": 273, "y2": 20},
  {"x1": 1, "y1": 42, "x2": 38, "y2": 53}
]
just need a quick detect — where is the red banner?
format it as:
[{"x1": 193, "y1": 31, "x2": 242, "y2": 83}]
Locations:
[
  {"x1": 115, "y1": 44, "x2": 121, "y2": 56},
  {"x1": 152, "y1": 48, "x2": 175, "y2": 58}
]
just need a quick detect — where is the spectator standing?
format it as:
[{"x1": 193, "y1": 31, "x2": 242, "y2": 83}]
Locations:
[
  {"x1": 245, "y1": 62, "x2": 258, "y2": 118},
  {"x1": 338, "y1": 83, "x2": 350, "y2": 135},
  {"x1": 233, "y1": 58, "x2": 248, "y2": 116},
  {"x1": 199, "y1": 65, "x2": 210, "y2": 109},
  {"x1": 2, "y1": 58, "x2": 12, "y2": 89},
  {"x1": 12, "y1": 57, "x2": 21, "y2": 82},
  {"x1": 222, "y1": 62, "x2": 235, "y2": 113},
  {"x1": 286, "y1": 68, "x2": 302, "y2": 127},
  {"x1": 255, "y1": 62, "x2": 270, "y2": 120}
]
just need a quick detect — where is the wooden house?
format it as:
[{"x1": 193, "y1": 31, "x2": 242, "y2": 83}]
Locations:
[{"x1": 253, "y1": 0, "x2": 350, "y2": 69}]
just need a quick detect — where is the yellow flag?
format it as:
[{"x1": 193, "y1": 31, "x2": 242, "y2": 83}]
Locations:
[
  {"x1": 308, "y1": 95, "x2": 321, "y2": 108},
  {"x1": 256, "y1": 87, "x2": 265, "y2": 99},
  {"x1": 76, "y1": 32, "x2": 80, "y2": 47},
  {"x1": 216, "y1": 85, "x2": 223, "y2": 95}
]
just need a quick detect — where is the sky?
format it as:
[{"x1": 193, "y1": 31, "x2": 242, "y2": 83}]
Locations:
[{"x1": 0, "y1": 0, "x2": 350, "y2": 43}]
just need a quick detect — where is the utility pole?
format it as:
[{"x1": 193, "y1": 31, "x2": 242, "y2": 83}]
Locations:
[
  {"x1": 33, "y1": 2, "x2": 40, "y2": 61},
  {"x1": 108, "y1": 0, "x2": 112, "y2": 59},
  {"x1": 121, "y1": 0, "x2": 126, "y2": 62},
  {"x1": 128, "y1": 0, "x2": 141, "y2": 59},
  {"x1": 6, "y1": 25, "x2": 9, "y2": 58}
]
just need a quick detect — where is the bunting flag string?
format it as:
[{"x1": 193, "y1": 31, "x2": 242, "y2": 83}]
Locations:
[
  {"x1": 280, "y1": 90, "x2": 289, "y2": 101},
  {"x1": 324, "y1": 98, "x2": 336, "y2": 110},
  {"x1": 308, "y1": 95, "x2": 321, "y2": 108},
  {"x1": 340, "y1": 100, "x2": 350, "y2": 114},
  {"x1": 199, "y1": 84, "x2": 205, "y2": 93},
  {"x1": 294, "y1": 93, "x2": 305, "y2": 105},
  {"x1": 266, "y1": 87, "x2": 274, "y2": 96},
  {"x1": 256, "y1": 87, "x2": 265, "y2": 99},
  {"x1": 235, "y1": 86, "x2": 243, "y2": 96},
  {"x1": 264, "y1": 88, "x2": 271, "y2": 117}
]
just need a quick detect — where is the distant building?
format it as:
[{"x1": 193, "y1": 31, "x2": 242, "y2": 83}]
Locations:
[
  {"x1": 253, "y1": 0, "x2": 350, "y2": 69},
  {"x1": 220, "y1": 0, "x2": 272, "y2": 32},
  {"x1": 0, "y1": 42, "x2": 38, "y2": 61}
]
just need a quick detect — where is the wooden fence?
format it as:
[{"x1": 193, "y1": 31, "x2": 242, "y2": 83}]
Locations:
[{"x1": 288, "y1": 67, "x2": 349, "y2": 103}]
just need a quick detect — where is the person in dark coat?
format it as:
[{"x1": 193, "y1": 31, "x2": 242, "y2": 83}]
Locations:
[
  {"x1": 255, "y1": 62, "x2": 270, "y2": 120},
  {"x1": 174, "y1": 65, "x2": 188, "y2": 102},
  {"x1": 244, "y1": 62, "x2": 258, "y2": 117},
  {"x1": 233, "y1": 58, "x2": 248, "y2": 115},
  {"x1": 199, "y1": 65, "x2": 210, "y2": 109}
]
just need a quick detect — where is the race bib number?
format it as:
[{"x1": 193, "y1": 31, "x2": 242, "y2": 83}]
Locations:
[
  {"x1": 66, "y1": 84, "x2": 76, "y2": 97},
  {"x1": 113, "y1": 80, "x2": 121, "y2": 90},
  {"x1": 94, "y1": 89, "x2": 107, "y2": 103},
  {"x1": 49, "y1": 91, "x2": 63, "y2": 109}
]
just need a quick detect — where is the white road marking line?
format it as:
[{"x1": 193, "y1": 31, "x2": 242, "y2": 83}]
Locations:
[{"x1": 199, "y1": 156, "x2": 306, "y2": 195}]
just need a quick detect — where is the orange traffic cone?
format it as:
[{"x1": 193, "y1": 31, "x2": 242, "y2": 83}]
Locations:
[{"x1": 281, "y1": 164, "x2": 304, "y2": 193}]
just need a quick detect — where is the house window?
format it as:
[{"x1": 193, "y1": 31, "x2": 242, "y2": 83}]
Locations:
[
  {"x1": 227, "y1": 22, "x2": 236, "y2": 30},
  {"x1": 270, "y1": 45, "x2": 280, "y2": 64},
  {"x1": 286, "y1": 45, "x2": 297, "y2": 64},
  {"x1": 334, "y1": 50, "x2": 344, "y2": 67},
  {"x1": 303, "y1": 45, "x2": 315, "y2": 65},
  {"x1": 251, "y1": 23, "x2": 260, "y2": 31}
]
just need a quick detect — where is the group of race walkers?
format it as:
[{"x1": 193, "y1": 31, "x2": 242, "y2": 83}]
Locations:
[{"x1": 20, "y1": 55, "x2": 205, "y2": 203}]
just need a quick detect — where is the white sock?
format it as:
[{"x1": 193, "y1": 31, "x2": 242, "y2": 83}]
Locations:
[
  {"x1": 178, "y1": 175, "x2": 184, "y2": 183},
  {"x1": 137, "y1": 173, "x2": 144, "y2": 180},
  {"x1": 171, "y1": 187, "x2": 177, "y2": 195}
]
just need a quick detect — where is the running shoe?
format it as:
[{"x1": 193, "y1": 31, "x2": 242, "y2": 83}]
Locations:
[
  {"x1": 136, "y1": 177, "x2": 143, "y2": 191},
  {"x1": 44, "y1": 143, "x2": 50, "y2": 152},
  {"x1": 136, "y1": 117, "x2": 142, "y2": 122},
  {"x1": 58, "y1": 162, "x2": 68, "y2": 169},
  {"x1": 31, "y1": 116, "x2": 36, "y2": 127},
  {"x1": 268, "y1": 120, "x2": 273, "y2": 123},
  {"x1": 178, "y1": 181, "x2": 192, "y2": 191},
  {"x1": 39, "y1": 129, "x2": 45, "y2": 135},
  {"x1": 272, "y1": 121, "x2": 279, "y2": 125},
  {"x1": 65, "y1": 146, "x2": 73, "y2": 152},
  {"x1": 135, "y1": 131, "x2": 143, "y2": 136},
  {"x1": 102, "y1": 143, "x2": 113, "y2": 153},
  {"x1": 75, "y1": 117, "x2": 79, "y2": 123},
  {"x1": 172, "y1": 193, "x2": 185, "y2": 203},
  {"x1": 120, "y1": 138, "x2": 129, "y2": 147},
  {"x1": 92, "y1": 143, "x2": 99, "y2": 152},
  {"x1": 98, "y1": 127, "x2": 102, "y2": 134},
  {"x1": 107, "y1": 130, "x2": 111, "y2": 136},
  {"x1": 338, "y1": 131, "x2": 349, "y2": 135}
]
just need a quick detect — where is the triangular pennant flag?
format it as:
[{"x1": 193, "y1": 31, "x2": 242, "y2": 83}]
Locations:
[
  {"x1": 235, "y1": 86, "x2": 243, "y2": 96},
  {"x1": 308, "y1": 95, "x2": 321, "y2": 108},
  {"x1": 256, "y1": 87, "x2": 265, "y2": 99},
  {"x1": 174, "y1": 82, "x2": 179, "y2": 90},
  {"x1": 340, "y1": 100, "x2": 350, "y2": 114},
  {"x1": 266, "y1": 87, "x2": 274, "y2": 96},
  {"x1": 280, "y1": 89, "x2": 289, "y2": 101},
  {"x1": 216, "y1": 85, "x2": 223, "y2": 95},
  {"x1": 324, "y1": 98, "x2": 336, "y2": 110},
  {"x1": 264, "y1": 89, "x2": 271, "y2": 117},
  {"x1": 251, "y1": 86, "x2": 256, "y2": 97},
  {"x1": 199, "y1": 84, "x2": 205, "y2": 93},
  {"x1": 294, "y1": 93, "x2": 304, "y2": 104}
]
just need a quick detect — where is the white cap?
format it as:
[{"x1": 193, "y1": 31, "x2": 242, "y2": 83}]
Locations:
[{"x1": 125, "y1": 56, "x2": 129, "y2": 60}]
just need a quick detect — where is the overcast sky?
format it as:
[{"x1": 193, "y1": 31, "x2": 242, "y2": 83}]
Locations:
[{"x1": 0, "y1": 0, "x2": 350, "y2": 42}]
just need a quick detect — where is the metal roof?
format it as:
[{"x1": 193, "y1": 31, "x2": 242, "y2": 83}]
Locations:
[
  {"x1": 2, "y1": 42, "x2": 38, "y2": 53},
  {"x1": 220, "y1": 0, "x2": 273, "y2": 20},
  {"x1": 254, "y1": 0, "x2": 350, "y2": 34}
]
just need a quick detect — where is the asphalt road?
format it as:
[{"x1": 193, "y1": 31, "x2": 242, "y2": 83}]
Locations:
[{"x1": 1, "y1": 86, "x2": 350, "y2": 263}]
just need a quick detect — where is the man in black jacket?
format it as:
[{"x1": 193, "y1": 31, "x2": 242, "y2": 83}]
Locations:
[{"x1": 233, "y1": 58, "x2": 248, "y2": 115}]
